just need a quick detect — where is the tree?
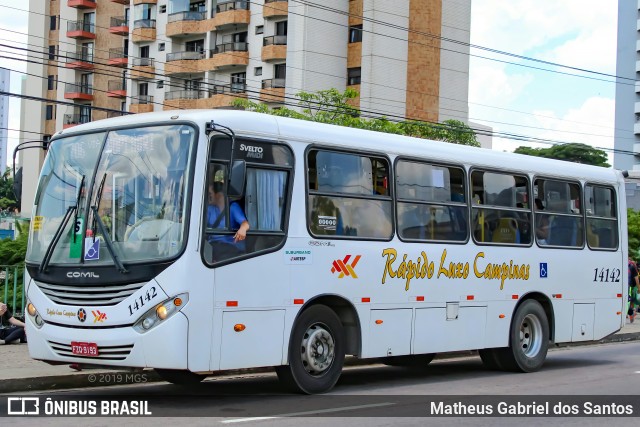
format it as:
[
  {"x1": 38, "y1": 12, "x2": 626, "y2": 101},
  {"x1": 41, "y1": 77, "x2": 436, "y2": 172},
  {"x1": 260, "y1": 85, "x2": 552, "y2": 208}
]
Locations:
[
  {"x1": 0, "y1": 220, "x2": 28, "y2": 313},
  {"x1": 232, "y1": 89, "x2": 480, "y2": 146},
  {"x1": 628, "y1": 208, "x2": 640, "y2": 260},
  {"x1": 514, "y1": 143, "x2": 609, "y2": 167}
]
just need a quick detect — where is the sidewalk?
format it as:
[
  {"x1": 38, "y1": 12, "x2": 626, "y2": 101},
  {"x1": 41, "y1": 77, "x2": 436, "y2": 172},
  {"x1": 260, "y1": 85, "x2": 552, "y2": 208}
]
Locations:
[{"x1": 2, "y1": 319, "x2": 640, "y2": 394}]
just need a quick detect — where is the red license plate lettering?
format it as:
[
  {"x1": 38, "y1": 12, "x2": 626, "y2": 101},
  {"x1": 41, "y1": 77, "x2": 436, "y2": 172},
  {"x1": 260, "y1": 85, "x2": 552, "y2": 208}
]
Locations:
[{"x1": 70, "y1": 341, "x2": 99, "y2": 356}]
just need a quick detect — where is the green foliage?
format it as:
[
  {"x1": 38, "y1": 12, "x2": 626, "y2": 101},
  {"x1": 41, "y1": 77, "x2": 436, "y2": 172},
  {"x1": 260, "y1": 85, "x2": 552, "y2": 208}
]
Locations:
[
  {"x1": 0, "y1": 220, "x2": 28, "y2": 314},
  {"x1": 232, "y1": 89, "x2": 480, "y2": 146},
  {"x1": 628, "y1": 209, "x2": 640, "y2": 260},
  {"x1": 0, "y1": 167, "x2": 18, "y2": 210},
  {"x1": 514, "y1": 143, "x2": 610, "y2": 167}
]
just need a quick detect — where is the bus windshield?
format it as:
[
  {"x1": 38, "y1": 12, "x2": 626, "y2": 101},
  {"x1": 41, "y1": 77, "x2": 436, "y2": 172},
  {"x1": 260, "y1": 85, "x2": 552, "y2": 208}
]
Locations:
[{"x1": 26, "y1": 124, "x2": 196, "y2": 267}]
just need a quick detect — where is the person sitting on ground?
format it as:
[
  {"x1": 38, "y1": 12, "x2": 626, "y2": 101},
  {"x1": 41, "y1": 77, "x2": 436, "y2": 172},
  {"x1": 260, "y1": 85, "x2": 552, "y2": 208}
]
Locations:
[
  {"x1": 207, "y1": 182, "x2": 250, "y2": 261},
  {"x1": 0, "y1": 302, "x2": 26, "y2": 344}
]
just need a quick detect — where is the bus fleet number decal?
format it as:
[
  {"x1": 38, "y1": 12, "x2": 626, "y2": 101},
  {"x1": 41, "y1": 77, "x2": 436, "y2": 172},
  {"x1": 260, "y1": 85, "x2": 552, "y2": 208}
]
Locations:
[
  {"x1": 128, "y1": 286, "x2": 158, "y2": 316},
  {"x1": 592, "y1": 267, "x2": 621, "y2": 283}
]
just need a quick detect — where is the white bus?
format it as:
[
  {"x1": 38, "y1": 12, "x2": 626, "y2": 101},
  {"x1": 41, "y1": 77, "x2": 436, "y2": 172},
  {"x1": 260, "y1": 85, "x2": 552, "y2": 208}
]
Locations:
[{"x1": 24, "y1": 110, "x2": 626, "y2": 394}]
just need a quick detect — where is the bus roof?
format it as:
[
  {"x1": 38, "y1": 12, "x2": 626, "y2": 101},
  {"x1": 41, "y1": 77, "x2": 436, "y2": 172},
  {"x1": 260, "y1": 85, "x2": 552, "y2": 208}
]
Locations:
[{"x1": 56, "y1": 109, "x2": 622, "y2": 185}]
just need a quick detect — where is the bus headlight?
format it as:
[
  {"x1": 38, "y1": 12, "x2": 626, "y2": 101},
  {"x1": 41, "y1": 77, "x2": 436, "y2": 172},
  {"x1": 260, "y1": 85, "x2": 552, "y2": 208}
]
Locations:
[
  {"x1": 133, "y1": 294, "x2": 188, "y2": 333},
  {"x1": 26, "y1": 301, "x2": 44, "y2": 328}
]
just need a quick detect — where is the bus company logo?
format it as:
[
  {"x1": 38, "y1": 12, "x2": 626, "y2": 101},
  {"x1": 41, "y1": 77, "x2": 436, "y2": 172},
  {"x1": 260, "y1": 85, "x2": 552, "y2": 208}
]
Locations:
[
  {"x1": 66, "y1": 271, "x2": 100, "y2": 279},
  {"x1": 331, "y1": 255, "x2": 361, "y2": 279},
  {"x1": 239, "y1": 144, "x2": 264, "y2": 159},
  {"x1": 77, "y1": 308, "x2": 87, "y2": 322},
  {"x1": 92, "y1": 310, "x2": 107, "y2": 323}
]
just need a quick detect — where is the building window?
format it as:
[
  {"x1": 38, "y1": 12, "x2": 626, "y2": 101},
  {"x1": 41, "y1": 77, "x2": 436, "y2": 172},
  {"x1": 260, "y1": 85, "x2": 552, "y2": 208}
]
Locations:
[
  {"x1": 140, "y1": 45, "x2": 150, "y2": 58},
  {"x1": 276, "y1": 20, "x2": 288, "y2": 36},
  {"x1": 349, "y1": 24, "x2": 363, "y2": 43},
  {"x1": 45, "y1": 105, "x2": 54, "y2": 120},
  {"x1": 190, "y1": 1, "x2": 205, "y2": 12},
  {"x1": 158, "y1": 43, "x2": 165, "y2": 52},
  {"x1": 347, "y1": 67, "x2": 361, "y2": 85},
  {"x1": 157, "y1": 80, "x2": 164, "y2": 89},
  {"x1": 48, "y1": 45, "x2": 56, "y2": 60},
  {"x1": 274, "y1": 63, "x2": 286, "y2": 79},
  {"x1": 185, "y1": 39, "x2": 205, "y2": 53},
  {"x1": 255, "y1": 25, "x2": 263, "y2": 35},
  {"x1": 139, "y1": 82, "x2": 148, "y2": 96},
  {"x1": 120, "y1": 101, "x2": 126, "y2": 112},
  {"x1": 231, "y1": 72, "x2": 246, "y2": 92},
  {"x1": 254, "y1": 67, "x2": 262, "y2": 76},
  {"x1": 49, "y1": 15, "x2": 57, "y2": 30},
  {"x1": 43, "y1": 135, "x2": 51, "y2": 150},
  {"x1": 160, "y1": 5, "x2": 166, "y2": 13},
  {"x1": 47, "y1": 75, "x2": 55, "y2": 90}
]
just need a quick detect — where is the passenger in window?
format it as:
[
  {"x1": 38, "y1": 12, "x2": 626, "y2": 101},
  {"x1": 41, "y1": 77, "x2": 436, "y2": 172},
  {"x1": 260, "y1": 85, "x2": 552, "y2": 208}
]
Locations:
[
  {"x1": 534, "y1": 198, "x2": 549, "y2": 245},
  {"x1": 207, "y1": 182, "x2": 250, "y2": 261}
]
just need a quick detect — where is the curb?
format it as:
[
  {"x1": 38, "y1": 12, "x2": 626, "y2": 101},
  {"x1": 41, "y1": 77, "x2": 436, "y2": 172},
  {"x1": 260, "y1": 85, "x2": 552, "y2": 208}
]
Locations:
[{"x1": 3, "y1": 331, "x2": 640, "y2": 394}]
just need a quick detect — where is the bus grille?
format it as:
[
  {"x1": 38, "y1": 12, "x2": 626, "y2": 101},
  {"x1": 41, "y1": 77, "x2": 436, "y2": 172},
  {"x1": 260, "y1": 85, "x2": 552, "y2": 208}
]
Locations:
[
  {"x1": 48, "y1": 341, "x2": 134, "y2": 361},
  {"x1": 35, "y1": 281, "x2": 144, "y2": 306}
]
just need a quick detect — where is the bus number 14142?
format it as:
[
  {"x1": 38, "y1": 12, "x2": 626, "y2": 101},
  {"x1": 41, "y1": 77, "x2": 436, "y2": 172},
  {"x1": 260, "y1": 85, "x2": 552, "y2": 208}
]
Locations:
[{"x1": 592, "y1": 268, "x2": 621, "y2": 283}]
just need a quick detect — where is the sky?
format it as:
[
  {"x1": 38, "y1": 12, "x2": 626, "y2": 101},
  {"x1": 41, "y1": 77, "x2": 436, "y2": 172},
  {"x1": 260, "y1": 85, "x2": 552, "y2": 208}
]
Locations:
[
  {"x1": 0, "y1": 0, "x2": 621, "y2": 167},
  {"x1": 468, "y1": 0, "x2": 618, "y2": 163}
]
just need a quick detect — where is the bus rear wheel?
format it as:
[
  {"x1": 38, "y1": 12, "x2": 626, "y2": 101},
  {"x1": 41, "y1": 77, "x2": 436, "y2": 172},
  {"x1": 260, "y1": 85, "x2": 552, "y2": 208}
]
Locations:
[
  {"x1": 155, "y1": 369, "x2": 206, "y2": 385},
  {"x1": 276, "y1": 304, "x2": 345, "y2": 394},
  {"x1": 495, "y1": 299, "x2": 549, "y2": 372}
]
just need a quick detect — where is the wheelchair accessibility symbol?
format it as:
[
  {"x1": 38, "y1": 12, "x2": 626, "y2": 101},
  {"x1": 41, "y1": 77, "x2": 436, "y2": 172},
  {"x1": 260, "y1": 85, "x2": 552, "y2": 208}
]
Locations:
[
  {"x1": 84, "y1": 237, "x2": 100, "y2": 261},
  {"x1": 540, "y1": 262, "x2": 548, "y2": 278}
]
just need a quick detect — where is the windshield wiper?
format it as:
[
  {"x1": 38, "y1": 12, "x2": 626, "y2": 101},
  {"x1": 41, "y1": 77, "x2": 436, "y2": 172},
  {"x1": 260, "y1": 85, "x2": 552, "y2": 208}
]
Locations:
[
  {"x1": 91, "y1": 205, "x2": 128, "y2": 274},
  {"x1": 91, "y1": 173, "x2": 107, "y2": 239},
  {"x1": 39, "y1": 175, "x2": 85, "y2": 273}
]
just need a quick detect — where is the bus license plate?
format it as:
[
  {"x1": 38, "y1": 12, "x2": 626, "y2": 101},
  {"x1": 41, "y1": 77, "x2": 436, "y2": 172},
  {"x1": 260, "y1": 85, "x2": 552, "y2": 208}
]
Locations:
[{"x1": 71, "y1": 341, "x2": 99, "y2": 357}]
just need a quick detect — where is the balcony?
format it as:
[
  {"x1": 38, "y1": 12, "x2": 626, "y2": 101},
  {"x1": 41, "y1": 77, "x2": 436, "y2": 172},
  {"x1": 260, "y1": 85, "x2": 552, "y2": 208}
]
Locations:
[
  {"x1": 133, "y1": 0, "x2": 157, "y2": 3},
  {"x1": 205, "y1": 42, "x2": 249, "y2": 70},
  {"x1": 130, "y1": 95, "x2": 154, "y2": 113},
  {"x1": 65, "y1": 49, "x2": 94, "y2": 70},
  {"x1": 68, "y1": 0, "x2": 96, "y2": 9},
  {"x1": 165, "y1": 51, "x2": 206, "y2": 75},
  {"x1": 67, "y1": 21, "x2": 96, "y2": 39},
  {"x1": 111, "y1": 0, "x2": 129, "y2": 3},
  {"x1": 260, "y1": 78, "x2": 285, "y2": 103},
  {"x1": 63, "y1": 113, "x2": 91, "y2": 129},
  {"x1": 132, "y1": 19, "x2": 156, "y2": 43},
  {"x1": 167, "y1": 11, "x2": 207, "y2": 37},
  {"x1": 64, "y1": 82, "x2": 94, "y2": 101},
  {"x1": 108, "y1": 48, "x2": 128, "y2": 67},
  {"x1": 262, "y1": 35, "x2": 287, "y2": 62},
  {"x1": 131, "y1": 57, "x2": 155, "y2": 79},
  {"x1": 109, "y1": 16, "x2": 129, "y2": 35},
  {"x1": 107, "y1": 80, "x2": 127, "y2": 98},
  {"x1": 163, "y1": 85, "x2": 246, "y2": 110},
  {"x1": 263, "y1": 0, "x2": 288, "y2": 19},
  {"x1": 214, "y1": 1, "x2": 250, "y2": 29}
]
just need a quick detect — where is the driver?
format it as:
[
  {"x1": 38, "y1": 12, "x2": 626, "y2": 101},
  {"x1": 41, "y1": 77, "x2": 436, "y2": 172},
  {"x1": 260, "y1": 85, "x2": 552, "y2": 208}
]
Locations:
[{"x1": 207, "y1": 181, "x2": 250, "y2": 261}]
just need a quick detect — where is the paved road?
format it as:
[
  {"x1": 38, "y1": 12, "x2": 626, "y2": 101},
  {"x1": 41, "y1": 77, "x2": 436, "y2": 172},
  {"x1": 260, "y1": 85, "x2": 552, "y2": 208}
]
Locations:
[{"x1": 5, "y1": 341, "x2": 640, "y2": 426}]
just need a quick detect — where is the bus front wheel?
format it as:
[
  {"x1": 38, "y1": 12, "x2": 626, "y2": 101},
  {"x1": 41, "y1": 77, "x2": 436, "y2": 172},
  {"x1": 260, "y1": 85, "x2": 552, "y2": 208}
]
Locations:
[
  {"x1": 495, "y1": 299, "x2": 549, "y2": 372},
  {"x1": 276, "y1": 304, "x2": 345, "y2": 394}
]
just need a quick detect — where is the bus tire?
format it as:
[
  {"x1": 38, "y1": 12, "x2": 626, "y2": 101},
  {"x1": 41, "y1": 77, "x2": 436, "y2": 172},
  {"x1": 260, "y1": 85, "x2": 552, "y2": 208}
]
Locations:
[
  {"x1": 478, "y1": 349, "x2": 502, "y2": 370},
  {"x1": 383, "y1": 354, "x2": 435, "y2": 368},
  {"x1": 155, "y1": 369, "x2": 206, "y2": 385},
  {"x1": 496, "y1": 299, "x2": 549, "y2": 372},
  {"x1": 276, "y1": 304, "x2": 345, "y2": 394}
]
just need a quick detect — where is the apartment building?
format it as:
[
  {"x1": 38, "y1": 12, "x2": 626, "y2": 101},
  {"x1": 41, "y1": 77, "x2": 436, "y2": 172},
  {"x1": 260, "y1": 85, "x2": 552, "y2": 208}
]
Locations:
[{"x1": 19, "y1": 0, "x2": 471, "y2": 216}]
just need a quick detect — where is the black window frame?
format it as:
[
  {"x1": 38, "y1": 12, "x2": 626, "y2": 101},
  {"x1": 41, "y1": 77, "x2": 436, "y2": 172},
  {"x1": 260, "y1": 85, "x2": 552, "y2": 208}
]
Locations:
[
  {"x1": 45, "y1": 105, "x2": 54, "y2": 121},
  {"x1": 584, "y1": 183, "x2": 619, "y2": 251},
  {"x1": 347, "y1": 67, "x2": 361, "y2": 85},
  {"x1": 305, "y1": 145, "x2": 394, "y2": 242},
  {"x1": 349, "y1": 24, "x2": 363, "y2": 43},
  {"x1": 533, "y1": 176, "x2": 584, "y2": 249},
  {"x1": 201, "y1": 136, "x2": 295, "y2": 267},
  {"x1": 469, "y1": 168, "x2": 532, "y2": 247},
  {"x1": 394, "y1": 157, "x2": 469, "y2": 244}
]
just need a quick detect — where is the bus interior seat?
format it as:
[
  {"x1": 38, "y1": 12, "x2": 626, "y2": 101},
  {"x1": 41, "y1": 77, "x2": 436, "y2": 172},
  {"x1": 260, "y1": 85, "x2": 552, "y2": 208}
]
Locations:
[
  {"x1": 595, "y1": 227, "x2": 613, "y2": 248},
  {"x1": 548, "y1": 216, "x2": 578, "y2": 246},
  {"x1": 491, "y1": 217, "x2": 519, "y2": 243},
  {"x1": 586, "y1": 226, "x2": 599, "y2": 247}
]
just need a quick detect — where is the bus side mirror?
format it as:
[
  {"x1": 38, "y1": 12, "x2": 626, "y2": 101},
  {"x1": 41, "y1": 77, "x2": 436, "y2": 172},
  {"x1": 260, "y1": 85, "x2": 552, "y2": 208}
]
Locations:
[{"x1": 228, "y1": 160, "x2": 246, "y2": 199}]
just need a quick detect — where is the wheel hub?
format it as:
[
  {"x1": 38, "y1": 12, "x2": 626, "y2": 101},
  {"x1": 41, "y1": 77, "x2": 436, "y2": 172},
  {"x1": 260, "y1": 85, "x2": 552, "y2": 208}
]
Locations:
[
  {"x1": 301, "y1": 324, "x2": 335, "y2": 375},
  {"x1": 519, "y1": 313, "x2": 542, "y2": 358}
]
